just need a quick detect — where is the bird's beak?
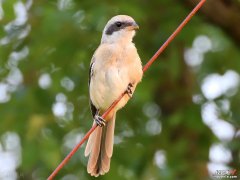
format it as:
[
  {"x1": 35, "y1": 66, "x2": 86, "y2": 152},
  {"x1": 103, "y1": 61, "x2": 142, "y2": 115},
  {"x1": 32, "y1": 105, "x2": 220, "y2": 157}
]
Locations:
[{"x1": 129, "y1": 22, "x2": 139, "y2": 30}]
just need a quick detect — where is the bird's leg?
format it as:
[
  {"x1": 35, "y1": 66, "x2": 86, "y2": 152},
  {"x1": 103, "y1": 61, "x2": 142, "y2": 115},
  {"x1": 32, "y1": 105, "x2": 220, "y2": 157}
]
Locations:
[
  {"x1": 94, "y1": 111, "x2": 106, "y2": 127},
  {"x1": 126, "y1": 83, "x2": 134, "y2": 98}
]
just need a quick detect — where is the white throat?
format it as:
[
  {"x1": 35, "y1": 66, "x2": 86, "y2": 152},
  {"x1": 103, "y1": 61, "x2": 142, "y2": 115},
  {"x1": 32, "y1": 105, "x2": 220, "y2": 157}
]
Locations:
[{"x1": 101, "y1": 30, "x2": 135, "y2": 44}]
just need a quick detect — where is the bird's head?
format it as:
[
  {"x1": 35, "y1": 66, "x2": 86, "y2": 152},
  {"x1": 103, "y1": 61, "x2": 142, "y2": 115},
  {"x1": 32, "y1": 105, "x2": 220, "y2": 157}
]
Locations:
[{"x1": 101, "y1": 15, "x2": 139, "y2": 44}]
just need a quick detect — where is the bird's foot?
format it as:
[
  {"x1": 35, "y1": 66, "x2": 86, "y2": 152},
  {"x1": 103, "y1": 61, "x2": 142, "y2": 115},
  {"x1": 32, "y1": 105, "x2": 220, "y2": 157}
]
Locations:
[
  {"x1": 94, "y1": 114, "x2": 106, "y2": 127},
  {"x1": 126, "y1": 83, "x2": 133, "y2": 98}
]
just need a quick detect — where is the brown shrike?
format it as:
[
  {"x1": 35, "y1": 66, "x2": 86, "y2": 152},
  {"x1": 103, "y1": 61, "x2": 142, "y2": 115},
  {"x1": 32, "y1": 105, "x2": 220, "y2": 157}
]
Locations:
[{"x1": 84, "y1": 15, "x2": 143, "y2": 177}]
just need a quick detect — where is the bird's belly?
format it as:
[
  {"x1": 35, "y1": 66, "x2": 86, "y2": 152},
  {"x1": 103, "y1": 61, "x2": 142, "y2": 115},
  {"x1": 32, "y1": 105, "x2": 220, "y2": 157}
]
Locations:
[{"x1": 90, "y1": 67, "x2": 129, "y2": 111}]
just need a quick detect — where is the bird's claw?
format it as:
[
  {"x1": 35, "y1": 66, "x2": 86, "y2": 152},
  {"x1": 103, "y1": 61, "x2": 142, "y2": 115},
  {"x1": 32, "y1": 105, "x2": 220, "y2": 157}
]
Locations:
[
  {"x1": 94, "y1": 114, "x2": 106, "y2": 127},
  {"x1": 126, "y1": 83, "x2": 133, "y2": 98}
]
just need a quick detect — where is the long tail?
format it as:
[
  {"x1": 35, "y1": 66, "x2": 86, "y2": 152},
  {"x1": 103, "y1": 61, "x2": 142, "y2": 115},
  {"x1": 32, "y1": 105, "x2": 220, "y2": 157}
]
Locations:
[{"x1": 84, "y1": 113, "x2": 116, "y2": 177}]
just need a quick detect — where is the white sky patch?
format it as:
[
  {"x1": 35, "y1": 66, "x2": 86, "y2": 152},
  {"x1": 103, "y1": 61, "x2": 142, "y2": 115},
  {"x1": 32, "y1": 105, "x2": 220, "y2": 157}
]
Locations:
[
  {"x1": 53, "y1": 93, "x2": 67, "y2": 117},
  {"x1": 7, "y1": 47, "x2": 29, "y2": 68},
  {"x1": 56, "y1": 93, "x2": 67, "y2": 102},
  {"x1": 154, "y1": 150, "x2": 166, "y2": 169},
  {"x1": 2, "y1": 132, "x2": 21, "y2": 154},
  {"x1": 201, "y1": 70, "x2": 240, "y2": 100},
  {"x1": 184, "y1": 35, "x2": 212, "y2": 67},
  {"x1": 0, "y1": 0, "x2": 4, "y2": 20},
  {"x1": 201, "y1": 102, "x2": 235, "y2": 141},
  {"x1": 1, "y1": 0, "x2": 30, "y2": 45},
  {"x1": 52, "y1": 93, "x2": 74, "y2": 126},
  {"x1": 146, "y1": 118, "x2": 162, "y2": 136},
  {"x1": 222, "y1": 70, "x2": 240, "y2": 96},
  {"x1": 63, "y1": 130, "x2": 84, "y2": 150},
  {"x1": 18, "y1": 24, "x2": 31, "y2": 39},
  {"x1": 0, "y1": 36, "x2": 10, "y2": 45},
  {"x1": 38, "y1": 73, "x2": 52, "y2": 89},
  {"x1": 73, "y1": 10, "x2": 85, "y2": 24},
  {"x1": 0, "y1": 132, "x2": 21, "y2": 180},
  {"x1": 0, "y1": 1, "x2": 30, "y2": 105},
  {"x1": 0, "y1": 152, "x2": 18, "y2": 179},
  {"x1": 25, "y1": 0, "x2": 33, "y2": 10},
  {"x1": 120, "y1": 129, "x2": 134, "y2": 138},
  {"x1": 201, "y1": 101, "x2": 219, "y2": 127},
  {"x1": 193, "y1": 35, "x2": 212, "y2": 54},
  {"x1": 219, "y1": 99, "x2": 230, "y2": 113},
  {"x1": 211, "y1": 119, "x2": 235, "y2": 141},
  {"x1": 6, "y1": 69, "x2": 23, "y2": 94},
  {"x1": 61, "y1": 77, "x2": 75, "y2": 91},
  {"x1": 192, "y1": 94, "x2": 204, "y2": 104},
  {"x1": 13, "y1": 1, "x2": 28, "y2": 26},
  {"x1": 201, "y1": 74, "x2": 222, "y2": 100},
  {"x1": 6, "y1": 68, "x2": 23, "y2": 87},
  {"x1": 209, "y1": 143, "x2": 232, "y2": 164},
  {"x1": 184, "y1": 48, "x2": 203, "y2": 67},
  {"x1": 0, "y1": 83, "x2": 10, "y2": 103},
  {"x1": 52, "y1": 102, "x2": 67, "y2": 117},
  {"x1": 57, "y1": 0, "x2": 74, "y2": 11},
  {"x1": 143, "y1": 102, "x2": 161, "y2": 118},
  {"x1": 114, "y1": 135, "x2": 123, "y2": 145}
]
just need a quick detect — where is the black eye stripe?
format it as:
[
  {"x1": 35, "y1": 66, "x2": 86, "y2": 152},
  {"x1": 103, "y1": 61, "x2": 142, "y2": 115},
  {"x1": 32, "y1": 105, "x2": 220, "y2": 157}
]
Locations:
[
  {"x1": 105, "y1": 21, "x2": 133, "y2": 35},
  {"x1": 115, "y1": 22, "x2": 122, "y2": 27}
]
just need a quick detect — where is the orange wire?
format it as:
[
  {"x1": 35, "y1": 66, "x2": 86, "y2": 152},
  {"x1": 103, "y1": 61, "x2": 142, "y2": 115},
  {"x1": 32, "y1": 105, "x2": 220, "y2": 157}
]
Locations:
[{"x1": 48, "y1": 0, "x2": 206, "y2": 179}]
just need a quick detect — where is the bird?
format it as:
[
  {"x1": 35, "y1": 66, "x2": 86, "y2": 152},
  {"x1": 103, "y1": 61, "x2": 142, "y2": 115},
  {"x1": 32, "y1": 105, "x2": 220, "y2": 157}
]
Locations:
[{"x1": 84, "y1": 15, "x2": 143, "y2": 177}]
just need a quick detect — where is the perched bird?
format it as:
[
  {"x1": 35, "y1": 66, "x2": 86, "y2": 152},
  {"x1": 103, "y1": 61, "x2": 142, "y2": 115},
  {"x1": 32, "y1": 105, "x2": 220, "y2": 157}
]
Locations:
[{"x1": 84, "y1": 15, "x2": 143, "y2": 177}]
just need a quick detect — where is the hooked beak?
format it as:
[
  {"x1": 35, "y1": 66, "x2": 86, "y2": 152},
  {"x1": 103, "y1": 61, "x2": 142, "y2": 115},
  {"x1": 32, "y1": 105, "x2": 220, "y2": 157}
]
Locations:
[{"x1": 129, "y1": 22, "x2": 139, "y2": 30}]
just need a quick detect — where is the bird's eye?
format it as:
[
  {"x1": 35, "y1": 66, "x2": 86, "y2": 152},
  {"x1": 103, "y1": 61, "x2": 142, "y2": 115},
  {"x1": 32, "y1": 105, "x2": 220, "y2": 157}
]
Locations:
[{"x1": 115, "y1": 22, "x2": 122, "y2": 27}]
